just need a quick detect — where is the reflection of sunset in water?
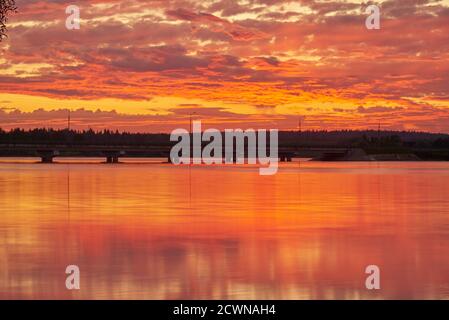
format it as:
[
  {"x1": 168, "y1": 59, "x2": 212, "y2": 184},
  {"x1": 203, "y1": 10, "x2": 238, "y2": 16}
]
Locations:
[{"x1": 1, "y1": 161, "x2": 449, "y2": 299}]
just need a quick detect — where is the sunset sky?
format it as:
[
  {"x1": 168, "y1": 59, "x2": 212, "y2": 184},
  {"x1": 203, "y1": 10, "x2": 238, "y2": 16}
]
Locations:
[{"x1": 0, "y1": 0, "x2": 448, "y2": 132}]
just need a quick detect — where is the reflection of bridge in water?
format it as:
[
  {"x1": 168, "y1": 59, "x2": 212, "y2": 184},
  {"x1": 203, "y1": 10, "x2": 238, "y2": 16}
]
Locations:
[{"x1": 0, "y1": 144, "x2": 353, "y2": 163}]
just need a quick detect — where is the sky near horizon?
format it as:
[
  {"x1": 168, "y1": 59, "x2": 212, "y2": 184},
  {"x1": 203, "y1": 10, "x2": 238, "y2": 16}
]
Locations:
[{"x1": 0, "y1": 0, "x2": 448, "y2": 132}]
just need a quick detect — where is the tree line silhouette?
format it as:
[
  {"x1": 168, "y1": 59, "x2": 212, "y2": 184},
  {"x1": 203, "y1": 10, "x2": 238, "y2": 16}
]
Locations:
[{"x1": 1, "y1": 127, "x2": 449, "y2": 149}]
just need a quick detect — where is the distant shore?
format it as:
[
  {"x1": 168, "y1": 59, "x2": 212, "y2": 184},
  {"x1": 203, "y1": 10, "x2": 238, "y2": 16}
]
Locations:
[{"x1": 1, "y1": 128, "x2": 448, "y2": 161}]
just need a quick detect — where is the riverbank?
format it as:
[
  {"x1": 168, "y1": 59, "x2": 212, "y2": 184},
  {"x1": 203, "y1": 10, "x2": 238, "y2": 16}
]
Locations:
[{"x1": 313, "y1": 148, "x2": 444, "y2": 161}]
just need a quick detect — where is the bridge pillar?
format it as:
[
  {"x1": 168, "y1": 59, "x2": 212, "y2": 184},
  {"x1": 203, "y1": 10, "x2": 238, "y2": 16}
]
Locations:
[
  {"x1": 279, "y1": 153, "x2": 293, "y2": 162},
  {"x1": 103, "y1": 151, "x2": 124, "y2": 164},
  {"x1": 106, "y1": 156, "x2": 119, "y2": 164},
  {"x1": 37, "y1": 150, "x2": 59, "y2": 163},
  {"x1": 41, "y1": 155, "x2": 54, "y2": 163}
]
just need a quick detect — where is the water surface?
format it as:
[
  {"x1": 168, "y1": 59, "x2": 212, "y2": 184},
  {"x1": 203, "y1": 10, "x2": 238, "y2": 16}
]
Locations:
[{"x1": 1, "y1": 160, "x2": 449, "y2": 299}]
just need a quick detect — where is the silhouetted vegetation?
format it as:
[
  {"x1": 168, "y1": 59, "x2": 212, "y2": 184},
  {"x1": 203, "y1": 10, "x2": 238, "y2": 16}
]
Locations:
[
  {"x1": 0, "y1": 128, "x2": 170, "y2": 146},
  {"x1": 0, "y1": 0, "x2": 16, "y2": 40},
  {"x1": 1, "y1": 128, "x2": 448, "y2": 149},
  {"x1": 1, "y1": 128, "x2": 448, "y2": 160}
]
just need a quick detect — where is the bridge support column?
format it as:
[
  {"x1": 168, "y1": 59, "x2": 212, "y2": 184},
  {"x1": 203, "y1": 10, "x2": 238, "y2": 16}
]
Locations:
[
  {"x1": 41, "y1": 155, "x2": 54, "y2": 163},
  {"x1": 279, "y1": 153, "x2": 293, "y2": 162},
  {"x1": 106, "y1": 156, "x2": 119, "y2": 164},
  {"x1": 37, "y1": 150, "x2": 59, "y2": 164},
  {"x1": 103, "y1": 151, "x2": 124, "y2": 164}
]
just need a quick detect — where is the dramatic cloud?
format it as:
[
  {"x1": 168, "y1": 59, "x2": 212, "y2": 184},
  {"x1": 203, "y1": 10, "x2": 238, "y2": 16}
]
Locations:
[{"x1": 0, "y1": 0, "x2": 448, "y2": 132}]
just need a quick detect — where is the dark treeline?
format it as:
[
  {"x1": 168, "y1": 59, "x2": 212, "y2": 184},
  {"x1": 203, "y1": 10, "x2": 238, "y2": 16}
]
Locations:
[
  {"x1": 0, "y1": 128, "x2": 170, "y2": 146},
  {"x1": 1, "y1": 127, "x2": 449, "y2": 149}
]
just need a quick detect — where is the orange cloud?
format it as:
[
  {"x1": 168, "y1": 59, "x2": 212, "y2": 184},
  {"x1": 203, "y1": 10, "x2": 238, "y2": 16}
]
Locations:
[{"x1": 0, "y1": 0, "x2": 448, "y2": 132}]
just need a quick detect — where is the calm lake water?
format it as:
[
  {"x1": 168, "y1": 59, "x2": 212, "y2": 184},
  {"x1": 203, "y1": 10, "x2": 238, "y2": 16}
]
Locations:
[{"x1": 1, "y1": 160, "x2": 449, "y2": 299}]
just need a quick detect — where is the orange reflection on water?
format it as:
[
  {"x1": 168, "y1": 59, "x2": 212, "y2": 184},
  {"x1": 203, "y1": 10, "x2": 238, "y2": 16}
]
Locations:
[{"x1": 1, "y1": 161, "x2": 449, "y2": 299}]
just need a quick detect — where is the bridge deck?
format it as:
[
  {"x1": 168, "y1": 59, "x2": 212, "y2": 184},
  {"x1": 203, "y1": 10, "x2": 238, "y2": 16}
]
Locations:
[{"x1": 0, "y1": 144, "x2": 350, "y2": 163}]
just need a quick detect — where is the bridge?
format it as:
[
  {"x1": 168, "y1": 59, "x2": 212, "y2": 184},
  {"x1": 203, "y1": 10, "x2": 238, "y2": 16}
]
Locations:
[{"x1": 0, "y1": 144, "x2": 354, "y2": 163}]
